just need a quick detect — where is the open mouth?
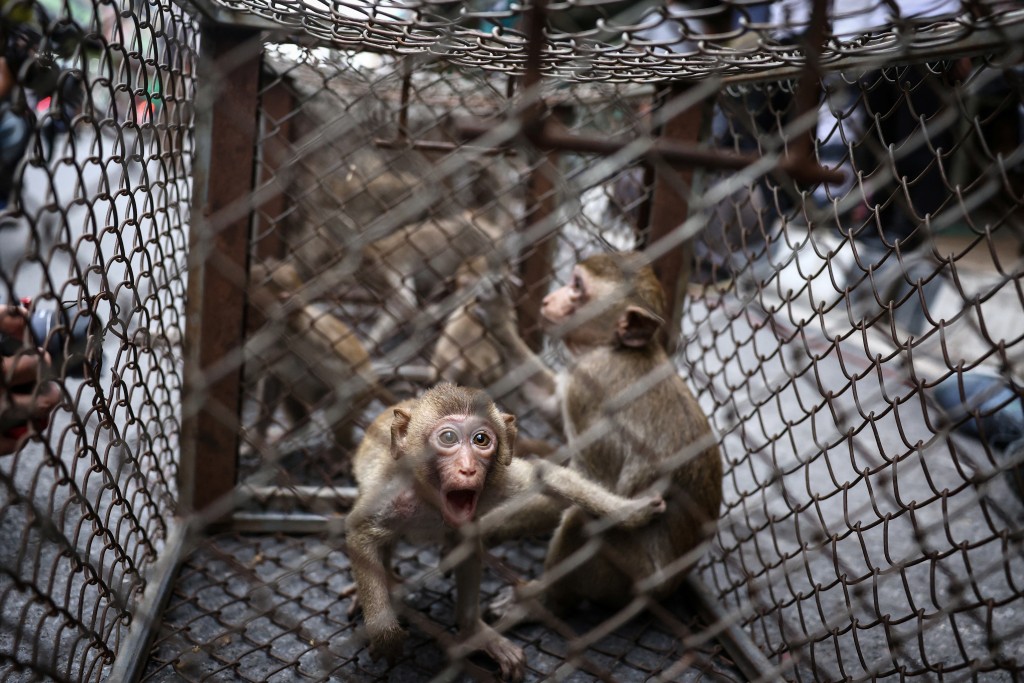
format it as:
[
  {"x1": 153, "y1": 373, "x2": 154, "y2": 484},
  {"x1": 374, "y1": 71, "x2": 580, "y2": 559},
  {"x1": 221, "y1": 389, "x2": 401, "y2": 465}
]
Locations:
[{"x1": 443, "y1": 489, "x2": 478, "y2": 527}]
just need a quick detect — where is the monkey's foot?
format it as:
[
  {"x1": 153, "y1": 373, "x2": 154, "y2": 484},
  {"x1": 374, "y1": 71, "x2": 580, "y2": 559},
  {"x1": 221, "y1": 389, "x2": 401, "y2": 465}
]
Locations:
[
  {"x1": 367, "y1": 620, "x2": 407, "y2": 664},
  {"x1": 482, "y1": 631, "x2": 525, "y2": 682},
  {"x1": 619, "y1": 493, "x2": 666, "y2": 528},
  {"x1": 450, "y1": 622, "x2": 525, "y2": 682}
]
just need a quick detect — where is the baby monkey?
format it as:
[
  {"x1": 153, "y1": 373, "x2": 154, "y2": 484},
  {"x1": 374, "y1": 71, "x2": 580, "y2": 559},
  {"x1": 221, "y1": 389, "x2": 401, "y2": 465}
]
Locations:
[{"x1": 345, "y1": 383, "x2": 665, "y2": 680}]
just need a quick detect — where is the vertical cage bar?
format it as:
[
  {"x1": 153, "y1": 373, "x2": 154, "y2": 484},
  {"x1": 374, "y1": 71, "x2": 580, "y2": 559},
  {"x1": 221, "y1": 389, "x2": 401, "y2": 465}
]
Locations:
[
  {"x1": 254, "y1": 74, "x2": 295, "y2": 263},
  {"x1": 646, "y1": 84, "x2": 707, "y2": 352},
  {"x1": 517, "y1": 105, "x2": 572, "y2": 351},
  {"x1": 180, "y1": 25, "x2": 263, "y2": 514}
]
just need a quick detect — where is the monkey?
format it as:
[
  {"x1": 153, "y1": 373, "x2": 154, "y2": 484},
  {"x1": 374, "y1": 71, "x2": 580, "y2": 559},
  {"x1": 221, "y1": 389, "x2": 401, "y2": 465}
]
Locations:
[
  {"x1": 431, "y1": 257, "x2": 508, "y2": 390},
  {"x1": 245, "y1": 260, "x2": 391, "y2": 458},
  {"x1": 357, "y1": 210, "x2": 509, "y2": 352},
  {"x1": 479, "y1": 251, "x2": 723, "y2": 614},
  {"x1": 344, "y1": 383, "x2": 667, "y2": 679}
]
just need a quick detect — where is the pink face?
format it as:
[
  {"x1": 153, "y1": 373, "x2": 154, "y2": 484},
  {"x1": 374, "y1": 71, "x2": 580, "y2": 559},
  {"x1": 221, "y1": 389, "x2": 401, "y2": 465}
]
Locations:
[
  {"x1": 430, "y1": 414, "x2": 499, "y2": 527},
  {"x1": 541, "y1": 266, "x2": 588, "y2": 326},
  {"x1": 540, "y1": 265, "x2": 622, "y2": 349}
]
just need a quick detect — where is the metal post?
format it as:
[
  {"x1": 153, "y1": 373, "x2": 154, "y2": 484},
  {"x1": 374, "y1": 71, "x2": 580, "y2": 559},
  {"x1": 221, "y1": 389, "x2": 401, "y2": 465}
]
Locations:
[
  {"x1": 180, "y1": 24, "x2": 263, "y2": 514},
  {"x1": 645, "y1": 83, "x2": 709, "y2": 352},
  {"x1": 517, "y1": 104, "x2": 573, "y2": 351},
  {"x1": 253, "y1": 75, "x2": 295, "y2": 263}
]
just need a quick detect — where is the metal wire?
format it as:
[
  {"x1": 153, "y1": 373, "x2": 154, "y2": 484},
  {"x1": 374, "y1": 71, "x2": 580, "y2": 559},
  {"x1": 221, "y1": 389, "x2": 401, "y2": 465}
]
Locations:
[
  {"x1": 0, "y1": 0, "x2": 197, "y2": 678},
  {"x1": 2, "y1": 0, "x2": 1023, "y2": 681}
]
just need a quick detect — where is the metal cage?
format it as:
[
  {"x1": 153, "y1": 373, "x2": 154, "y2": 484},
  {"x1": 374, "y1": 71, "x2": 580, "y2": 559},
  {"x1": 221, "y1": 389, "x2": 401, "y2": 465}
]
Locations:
[{"x1": 0, "y1": 0, "x2": 1021, "y2": 681}]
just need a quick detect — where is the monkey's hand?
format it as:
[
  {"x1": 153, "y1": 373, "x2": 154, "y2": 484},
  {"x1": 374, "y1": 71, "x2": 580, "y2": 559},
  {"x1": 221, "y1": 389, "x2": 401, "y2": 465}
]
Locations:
[
  {"x1": 617, "y1": 494, "x2": 666, "y2": 529},
  {"x1": 366, "y1": 616, "x2": 407, "y2": 664},
  {"x1": 484, "y1": 581, "x2": 545, "y2": 624},
  {"x1": 450, "y1": 621, "x2": 525, "y2": 682}
]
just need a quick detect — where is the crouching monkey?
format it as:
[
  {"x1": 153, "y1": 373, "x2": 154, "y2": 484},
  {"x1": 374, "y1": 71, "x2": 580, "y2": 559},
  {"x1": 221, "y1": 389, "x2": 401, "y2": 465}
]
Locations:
[
  {"x1": 345, "y1": 383, "x2": 666, "y2": 680},
  {"x1": 246, "y1": 260, "x2": 390, "y2": 456},
  {"x1": 482, "y1": 252, "x2": 723, "y2": 614}
]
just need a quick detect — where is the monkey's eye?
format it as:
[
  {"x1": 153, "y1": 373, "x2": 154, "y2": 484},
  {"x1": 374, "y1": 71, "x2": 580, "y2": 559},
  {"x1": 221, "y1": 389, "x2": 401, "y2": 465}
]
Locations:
[
  {"x1": 438, "y1": 429, "x2": 459, "y2": 446},
  {"x1": 472, "y1": 432, "x2": 491, "y2": 448}
]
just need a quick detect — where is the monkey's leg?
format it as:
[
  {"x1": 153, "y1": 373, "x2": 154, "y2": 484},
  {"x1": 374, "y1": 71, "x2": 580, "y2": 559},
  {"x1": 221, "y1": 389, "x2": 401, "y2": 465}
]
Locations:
[
  {"x1": 329, "y1": 417, "x2": 357, "y2": 456},
  {"x1": 485, "y1": 508, "x2": 587, "y2": 623},
  {"x1": 537, "y1": 508, "x2": 590, "y2": 615},
  {"x1": 253, "y1": 375, "x2": 285, "y2": 446},
  {"x1": 344, "y1": 543, "x2": 402, "y2": 619},
  {"x1": 282, "y1": 395, "x2": 312, "y2": 437},
  {"x1": 545, "y1": 510, "x2": 654, "y2": 613},
  {"x1": 451, "y1": 542, "x2": 525, "y2": 682}
]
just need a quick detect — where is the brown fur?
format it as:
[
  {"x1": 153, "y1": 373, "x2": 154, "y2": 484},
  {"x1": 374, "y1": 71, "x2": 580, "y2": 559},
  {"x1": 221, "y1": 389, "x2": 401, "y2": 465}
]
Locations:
[
  {"x1": 245, "y1": 260, "x2": 389, "y2": 457},
  {"x1": 345, "y1": 383, "x2": 667, "y2": 677},
  {"x1": 359, "y1": 212, "x2": 509, "y2": 350},
  {"x1": 484, "y1": 252, "x2": 723, "y2": 610},
  {"x1": 431, "y1": 257, "x2": 563, "y2": 443}
]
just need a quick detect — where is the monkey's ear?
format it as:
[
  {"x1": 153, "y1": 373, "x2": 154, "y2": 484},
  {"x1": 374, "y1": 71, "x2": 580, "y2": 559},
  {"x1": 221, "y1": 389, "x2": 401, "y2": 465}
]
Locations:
[
  {"x1": 390, "y1": 409, "x2": 412, "y2": 459},
  {"x1": 617, "y1": 305, "x2": 663, "y2": 348},
  {"x1": 498, "y1": 413, "x2": 517, "y2": 466}
]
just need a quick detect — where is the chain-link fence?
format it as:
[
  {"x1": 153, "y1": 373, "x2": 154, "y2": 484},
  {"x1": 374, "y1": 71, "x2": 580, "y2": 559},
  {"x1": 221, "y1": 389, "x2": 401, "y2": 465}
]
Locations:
[
  {"x1": 1, "y1": 0, "x2": 1022, "y2": 681},
  {"x1": 0, "y1": 0, "x2": 196, "y2": 678}
]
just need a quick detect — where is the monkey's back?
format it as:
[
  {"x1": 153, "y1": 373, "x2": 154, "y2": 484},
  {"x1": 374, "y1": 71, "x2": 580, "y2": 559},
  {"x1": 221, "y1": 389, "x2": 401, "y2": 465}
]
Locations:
[
  {"x1": 365, "y1": 212, "x2": 503, "y2": 294},
  {"x1": 566, "y1": 345, "x2": 723, "y2": 582},
  {"x1": 433, "y1": 307, "x2": 503, "y2": 387}
]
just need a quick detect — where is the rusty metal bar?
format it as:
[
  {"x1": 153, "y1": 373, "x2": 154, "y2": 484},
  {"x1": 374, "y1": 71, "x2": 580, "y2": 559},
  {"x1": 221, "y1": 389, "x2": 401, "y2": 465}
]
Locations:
[
  {"x1": 107, "y1": 521, "x2": 190, "y2": 683},
  {"x1": 645, "y1": 83, "x2": 708, "y2": 352},
  {"x1": 517, "y1": 105, "x2": 572, "y2": 350},
  {"x1": 244, "y1": 485, "x2": 359, "y2": 505},
  {"x1": 254, "y1": 75, "x2": 294, "y2": 263},
  {"x1": 398, "y1": 56, "x2": 413, "y2": 141},
  {"x1": 519, "y1": 0, "x2": 547, "y2": 128},
  {"x1": 454, "y1": 118, "x2": 845, "y2": 185},
  {"x1": 787, "y1": 0, "x2": 829, "y2": 165},
  {"x1": 180, "y1": 25, "x2": 263, "y2": 515},
  {"x1": 229, "y1": 511, "x2": 340, "y2": 534},
  {"x1": 372, "y1": 137, "x2": 514, "y2": 155},
  {"x1": 680, "y1": 576, "x2": 784, "y2": 683}
]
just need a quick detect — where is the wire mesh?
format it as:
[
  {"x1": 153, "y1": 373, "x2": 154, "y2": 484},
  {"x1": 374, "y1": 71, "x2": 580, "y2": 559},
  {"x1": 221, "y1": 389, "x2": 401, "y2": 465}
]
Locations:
[
  {"x1": 198, "y1": 0, "x2": 1024, "y2": 83},
  {"x1": 141, "y1": 533, "x2": 742, "y2": 682},
  {"x1": 0, "y1": 0, "x2": 197, "y2": 679},
  {"x1": 233, "y1": 13, "x2": 1024, "y2": 678},
  {"x1": 1, "y1": 0, "x2": 1023, "y2": 682},
  {"x1": 694, "y1": 58, "x2": 1024, "y2": 681}
]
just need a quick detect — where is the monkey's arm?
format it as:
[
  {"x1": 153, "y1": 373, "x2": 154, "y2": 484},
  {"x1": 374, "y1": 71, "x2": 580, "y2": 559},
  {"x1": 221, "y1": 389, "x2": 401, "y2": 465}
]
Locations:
[
  {"x1": 532, "y1": 459, "x2": 666, "y2": 527},
  {"x1": 346, "y1": 506, "x2": 406, "y2": 662},
  {"x1": 480, "y1": 459, "x2": 665, "y2": 542},
  {"x1": 475, "y1": 299, "x2": 562, "y2": 428}
]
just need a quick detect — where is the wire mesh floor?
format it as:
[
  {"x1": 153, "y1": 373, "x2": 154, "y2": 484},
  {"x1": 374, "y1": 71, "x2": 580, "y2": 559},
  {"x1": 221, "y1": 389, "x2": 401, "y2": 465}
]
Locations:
[{"x1": 141, "y1": 533, "x2": 744, "y2": 682}]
